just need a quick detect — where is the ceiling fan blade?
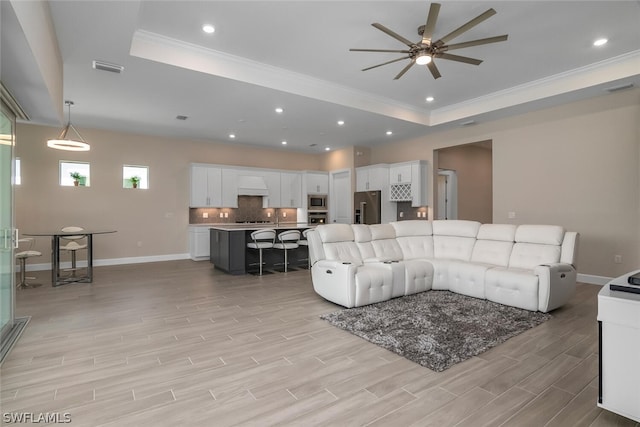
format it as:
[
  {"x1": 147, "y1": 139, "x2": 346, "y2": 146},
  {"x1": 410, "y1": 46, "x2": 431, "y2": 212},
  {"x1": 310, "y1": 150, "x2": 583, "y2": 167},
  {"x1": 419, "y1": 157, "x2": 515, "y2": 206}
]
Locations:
[
  {"x1": 434, "y1": 8, "x2": 497, "y2": 47},
  {"x1": 371, "y1": 23, "x2": 415, "y2": 47},
  {"x1": 437, "y1": 52, "x2": 483, "y2": 65},
  {"x1": 421, "y1": 2, "x2": 441, "y2": 44},
  {"x1": 362, "y1": 56, "x2": 411, "y2": 72},
  {"x1": 444, "y1": 35, "x2": 508, "y2": 51},
  {"x1": 350, "y1": 48, "x2": 411, "y2": 53},
  {"x1": 427, "y1": 61, "x2": 441, "y2": 79},
  {"x1": 394, "y1": 60, "x2": 416, "y2": 80}
]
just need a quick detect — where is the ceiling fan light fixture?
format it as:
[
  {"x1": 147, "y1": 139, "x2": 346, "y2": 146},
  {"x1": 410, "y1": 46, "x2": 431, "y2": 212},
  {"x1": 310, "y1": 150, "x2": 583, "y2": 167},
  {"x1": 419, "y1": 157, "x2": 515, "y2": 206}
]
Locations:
[
  {"x1": 415, "y1": 53, "x2": 432, "y2": 65},
  {"x1": 47, "y1": 101, "x2": 90, "y2": 151}
]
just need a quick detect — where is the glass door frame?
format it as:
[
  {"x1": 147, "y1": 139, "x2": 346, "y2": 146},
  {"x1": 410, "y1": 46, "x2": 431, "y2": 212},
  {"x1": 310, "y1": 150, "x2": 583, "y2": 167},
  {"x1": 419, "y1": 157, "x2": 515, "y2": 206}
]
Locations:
[{"x1": 0, "y1": 98, "x2": 16, "y2": 345}]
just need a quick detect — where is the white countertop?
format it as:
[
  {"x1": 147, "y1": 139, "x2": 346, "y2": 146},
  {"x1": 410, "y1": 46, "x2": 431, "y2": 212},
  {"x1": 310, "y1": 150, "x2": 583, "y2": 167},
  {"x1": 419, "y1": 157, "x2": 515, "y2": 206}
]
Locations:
[{"x1": 191, "y1": 223, "x2": 315, "y2": 231}]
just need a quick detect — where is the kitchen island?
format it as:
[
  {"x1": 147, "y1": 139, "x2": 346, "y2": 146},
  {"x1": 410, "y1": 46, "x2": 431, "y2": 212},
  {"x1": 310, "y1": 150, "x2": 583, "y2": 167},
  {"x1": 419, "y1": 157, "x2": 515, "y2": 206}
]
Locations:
[{"x1": 209, "y1": 224, "x2": 313, "y2": 275}]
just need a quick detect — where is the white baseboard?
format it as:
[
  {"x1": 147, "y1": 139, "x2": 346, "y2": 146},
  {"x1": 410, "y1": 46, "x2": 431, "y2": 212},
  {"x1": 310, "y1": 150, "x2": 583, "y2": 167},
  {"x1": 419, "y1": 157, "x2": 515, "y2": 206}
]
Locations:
[
  {"x1": 21, "y1": 253, "x2": 191, "y2": 272},
  {"x1": 577, "y1": 273, "x2": 612, "y2": 286},
  {"x1": 19, "y1": 258, "x2": 614, "y2": 286}
]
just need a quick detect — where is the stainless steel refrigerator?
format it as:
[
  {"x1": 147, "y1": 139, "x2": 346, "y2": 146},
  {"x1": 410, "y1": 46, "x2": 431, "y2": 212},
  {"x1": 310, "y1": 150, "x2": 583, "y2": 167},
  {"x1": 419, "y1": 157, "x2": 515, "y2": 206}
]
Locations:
[{"x1": 354, "y1": 190, "x2": 381, "y2": 224}]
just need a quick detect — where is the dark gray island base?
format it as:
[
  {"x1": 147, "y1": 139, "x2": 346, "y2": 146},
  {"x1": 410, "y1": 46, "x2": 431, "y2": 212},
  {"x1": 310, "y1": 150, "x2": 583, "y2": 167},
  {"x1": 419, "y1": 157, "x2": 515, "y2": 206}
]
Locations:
[{"x1": 210, "y1": 225, "x2": 311, "y2": 275}]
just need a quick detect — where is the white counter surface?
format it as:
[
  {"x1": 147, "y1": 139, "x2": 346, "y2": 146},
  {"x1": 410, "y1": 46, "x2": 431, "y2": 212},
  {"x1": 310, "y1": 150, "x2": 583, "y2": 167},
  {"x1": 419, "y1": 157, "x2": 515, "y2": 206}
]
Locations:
[{"x1": 193, "y1": 223, "x2": 315, "y2": 231}]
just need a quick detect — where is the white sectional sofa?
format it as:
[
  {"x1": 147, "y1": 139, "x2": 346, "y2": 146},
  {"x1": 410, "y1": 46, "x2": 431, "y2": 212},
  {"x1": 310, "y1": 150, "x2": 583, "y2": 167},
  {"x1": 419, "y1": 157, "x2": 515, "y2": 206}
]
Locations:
[{"x1": 306, "y1": 220, "x2": 579, "y2": 312}]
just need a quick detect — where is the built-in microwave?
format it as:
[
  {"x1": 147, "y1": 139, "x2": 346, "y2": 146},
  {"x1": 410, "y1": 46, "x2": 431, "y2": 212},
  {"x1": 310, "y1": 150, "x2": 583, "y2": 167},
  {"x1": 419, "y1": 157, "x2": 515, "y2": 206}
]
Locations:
[{"x1": 308, "y1": 194, "x2": 327, "y2": 211}]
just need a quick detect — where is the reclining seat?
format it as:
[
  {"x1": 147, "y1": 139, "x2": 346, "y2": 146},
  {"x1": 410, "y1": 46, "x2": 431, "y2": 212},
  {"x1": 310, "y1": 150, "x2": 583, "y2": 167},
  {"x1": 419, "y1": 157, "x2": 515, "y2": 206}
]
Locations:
[
  {"x1": 352, "y1": 224, "x2": 405, "y2": 299},
  {"x1": 484, "y1": 225, "x2": 578, "y2": 312},
  {"x1": 431, "y1": 220, "x2": 481, "y2": 290},
  {"x1": 448, "y1": 224, "x2": 517, "y2": 299},
  {"x1": 307, "y1": 224, "x2": 396, "y2": 308},
  {"x1": 391, "y1": 220, "x2": 435, "y2": 295}
]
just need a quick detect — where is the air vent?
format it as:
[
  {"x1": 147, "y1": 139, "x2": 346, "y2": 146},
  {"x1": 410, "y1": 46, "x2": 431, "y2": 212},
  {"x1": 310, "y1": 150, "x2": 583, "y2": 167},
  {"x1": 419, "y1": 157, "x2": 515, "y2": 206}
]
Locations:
[
  {"x1": 176, "y1": 115, "x2": 188, "y2": 121},
  {"x1": 92, "y1": 60, "x2": 124, "y2": 74},
  {"x1": 605, "y1": 83, "x2": 634, "y2": 93}
]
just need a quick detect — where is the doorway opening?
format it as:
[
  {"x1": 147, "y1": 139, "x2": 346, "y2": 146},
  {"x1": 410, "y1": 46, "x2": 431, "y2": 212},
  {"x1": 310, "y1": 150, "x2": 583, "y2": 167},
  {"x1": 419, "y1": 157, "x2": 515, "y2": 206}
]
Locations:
[{"x1": 434, "y1": 140, "x2": 492, "y2": 223}]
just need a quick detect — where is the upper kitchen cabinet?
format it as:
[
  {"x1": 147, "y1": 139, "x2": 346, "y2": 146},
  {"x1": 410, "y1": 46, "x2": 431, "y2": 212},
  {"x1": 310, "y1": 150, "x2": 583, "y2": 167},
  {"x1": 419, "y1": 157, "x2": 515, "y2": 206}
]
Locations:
[
  {"x1": 221, "y1": 168, "x2": 239, "y2": 207},
  {"x1": 280, "y1": 172, "x2": 303, "y2": 208},
  {"x1": 304, "y1": 171, "x2": 329, "y2": 195},
  {"x1": 389, "y1": 160, "x2": 428, "y2": 207},
  {"x1": 389, "y1": 163, "x2": 413, "y2": 184},
  {"x1": 356, "y1": 164, "x2": 389, "y2": 192},
  {"x1": 261, "y1": 170, "x2": 281, "y2": 208},
  {"x1": 190, "y1": 164, "x2": 222, "y2": 207}
]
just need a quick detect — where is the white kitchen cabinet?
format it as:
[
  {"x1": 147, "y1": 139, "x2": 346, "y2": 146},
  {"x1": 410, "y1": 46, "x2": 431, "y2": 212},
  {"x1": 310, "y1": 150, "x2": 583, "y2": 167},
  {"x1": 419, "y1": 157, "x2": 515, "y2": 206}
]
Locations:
[
  {"x1": 388, "y1": 160, "x2": 428, "y2": 207},
  {"x1": 220, "y1": 168, "x2": 238, "y2": 207},
  {"x1": 305, "y1": 171, "x2": 329, "y2": 194},
  {"x1": 598, "y1": 273, "x2": 640, "y2": 423},
  {"x1": 280, "y1": 172, "x2": 302, "y2": 208},
  {"x1": 356, "y1": 164, "x2": 389, "y2": 191},
  {"x1": 189, "y1": 226, "x2": 211, "y2": 261},
  {"x1": 190, "y1": 164, "x2": 222, "y2": 207},
  {"x1": 389, "y1": 163, "x2": 413, "y2": 184},
  {"x1": 261, "y1": 171, "x2": 281, "y2": 207}
]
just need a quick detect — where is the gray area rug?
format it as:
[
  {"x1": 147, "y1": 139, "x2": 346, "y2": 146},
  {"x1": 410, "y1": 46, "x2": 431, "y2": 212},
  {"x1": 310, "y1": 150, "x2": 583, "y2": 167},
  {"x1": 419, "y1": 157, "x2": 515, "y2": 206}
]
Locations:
[{"x1": 320, "y1": 291, "x2": 551, "y2": 372}]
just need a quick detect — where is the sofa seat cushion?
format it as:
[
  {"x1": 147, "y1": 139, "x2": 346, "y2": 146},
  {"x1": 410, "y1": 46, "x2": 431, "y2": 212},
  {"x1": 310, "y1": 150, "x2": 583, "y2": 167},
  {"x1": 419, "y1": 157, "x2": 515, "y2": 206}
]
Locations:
[
  {"x1": 354, "y1": 265, "x2": 395, "y2": 306},
  {"x1": 485, "y1": 267, "x2": 539, "y2": 311},
  {"x1": 427, "y1": 259, "x2": 451, "y2": 290},
  {"x1": 509, "y1": 243, "x2": 561, "y2": 270},
  {"x1": 403, "y1": 259, "x2": 434, "y2": 295},
  {"x1": 447, "y1": 261, "x2": 489, "y2": 299}
]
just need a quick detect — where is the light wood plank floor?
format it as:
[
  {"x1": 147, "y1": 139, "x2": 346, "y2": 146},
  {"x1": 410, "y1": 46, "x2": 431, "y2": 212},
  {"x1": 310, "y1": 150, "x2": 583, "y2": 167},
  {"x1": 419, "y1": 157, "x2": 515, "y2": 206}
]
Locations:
[{"x1": 1, "y1": 260, "x2": 637, "y2": 426}]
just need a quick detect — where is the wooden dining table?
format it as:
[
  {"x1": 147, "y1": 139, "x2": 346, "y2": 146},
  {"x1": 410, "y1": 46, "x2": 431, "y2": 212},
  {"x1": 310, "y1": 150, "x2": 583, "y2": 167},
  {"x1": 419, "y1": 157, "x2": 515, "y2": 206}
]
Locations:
[{"x1": 22, "y1": 229, "x2": 116, "y2": 286}]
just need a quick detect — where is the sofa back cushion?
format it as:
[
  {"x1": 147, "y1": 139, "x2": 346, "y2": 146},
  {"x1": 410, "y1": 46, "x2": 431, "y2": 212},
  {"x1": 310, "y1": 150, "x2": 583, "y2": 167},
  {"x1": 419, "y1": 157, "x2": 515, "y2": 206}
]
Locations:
[
  {"x1": 370, "y1": 224, "x2": 404, "y2": 262},
  {"x1": 352, "y1": 224, "x2": 376, "y2": 260},
  {"x1": 471, "y1": 224, "x2": 516, "y2": 267},
  {"x1": 508, "y1": 225, "x2": 564, "y2": 270},
  {"x1": 316, "y1": 224, "x2": 363, "y2": 265},
  {"x1": 432, "y1": 220, "x2": 480, "y2": 261},
  {"x1": 392, "y1": 221, "x2": 434, "y2": 260}
]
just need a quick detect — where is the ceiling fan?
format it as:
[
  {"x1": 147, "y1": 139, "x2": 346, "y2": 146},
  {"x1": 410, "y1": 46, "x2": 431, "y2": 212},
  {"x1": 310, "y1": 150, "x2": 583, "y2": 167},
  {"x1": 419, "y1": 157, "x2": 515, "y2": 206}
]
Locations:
[{"x1": 350, "y1": 2, "x2": 508, "y2": 80}]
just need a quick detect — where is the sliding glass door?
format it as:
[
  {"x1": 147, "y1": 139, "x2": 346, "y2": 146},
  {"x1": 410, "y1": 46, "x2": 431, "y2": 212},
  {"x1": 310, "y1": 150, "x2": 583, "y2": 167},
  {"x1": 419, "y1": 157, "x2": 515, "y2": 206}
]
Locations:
[{"x1": 0, "y1": 101, "x2": 16, "y2": 351}]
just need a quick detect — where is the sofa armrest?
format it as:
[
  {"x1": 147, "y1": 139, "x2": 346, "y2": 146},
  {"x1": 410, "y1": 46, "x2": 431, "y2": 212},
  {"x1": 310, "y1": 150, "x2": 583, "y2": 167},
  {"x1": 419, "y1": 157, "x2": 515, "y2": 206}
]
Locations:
[
  {"x1": 311, "y1": 260, "x2": 359, "y2": 308},
  {"x1": 535, "y1": 263, "x2": 577, "y2": 312}
]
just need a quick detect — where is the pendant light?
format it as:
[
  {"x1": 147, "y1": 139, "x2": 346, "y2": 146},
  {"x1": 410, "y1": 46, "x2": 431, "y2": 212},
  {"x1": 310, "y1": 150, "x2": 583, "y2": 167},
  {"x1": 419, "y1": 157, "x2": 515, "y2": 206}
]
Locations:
[{"x1": 47, "y1": 100, "x2": 90, "y2": 151}]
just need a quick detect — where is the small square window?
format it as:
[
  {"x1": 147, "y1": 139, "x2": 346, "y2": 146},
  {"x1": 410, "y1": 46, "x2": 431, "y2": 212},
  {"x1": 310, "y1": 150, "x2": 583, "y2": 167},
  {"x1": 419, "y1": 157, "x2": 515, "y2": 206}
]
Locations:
[
  {"x1": 123, "y1": 165, "x2": 148, "y2": 189},
  {"x1": 60, "y1": 161, "x2": 90, "y2": 187}
]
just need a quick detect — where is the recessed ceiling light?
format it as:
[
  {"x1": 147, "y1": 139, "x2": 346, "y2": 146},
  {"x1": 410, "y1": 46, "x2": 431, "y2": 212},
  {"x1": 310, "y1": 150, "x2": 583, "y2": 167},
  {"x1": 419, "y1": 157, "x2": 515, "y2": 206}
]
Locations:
[
  {"x1": 281, "y1": 140, "x2": 287, "y2": 145},
  {"x1": 202, "y1": 24, "x2": 215, "y2": 34},
  {"x1": 229, "y1": 134, "x2": 236, "y2": 139},
  {"x1": 325, "y1": 147, "x2": 331, "y2": 151},
  {"x1": 275, "y1": 107, "x2": 284, "y2": 113},
  {"x1": 426, "y1": 96, "x2": 434, "y2": 102},
  {"x1": 337, "y1": 120, "x2": 345, "y2": 126},
  {"x1": 386, "y1": 130, "x2": 393, "y2": 136},
  {"x1": 593, "y1": 38, "x2": 608, "y2": 47}
]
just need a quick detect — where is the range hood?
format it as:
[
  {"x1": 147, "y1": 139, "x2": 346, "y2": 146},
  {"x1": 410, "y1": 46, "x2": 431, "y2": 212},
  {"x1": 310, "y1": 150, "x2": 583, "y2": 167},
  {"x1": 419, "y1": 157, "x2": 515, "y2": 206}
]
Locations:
[{"x1": 237, "y1": 175, "x2": 269, "y2": 196}]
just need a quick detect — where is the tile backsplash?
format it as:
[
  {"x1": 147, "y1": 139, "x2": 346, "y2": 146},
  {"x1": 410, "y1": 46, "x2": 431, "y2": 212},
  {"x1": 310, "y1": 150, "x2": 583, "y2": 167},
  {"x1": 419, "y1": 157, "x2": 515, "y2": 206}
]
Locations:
[
  {"x1": 190, "y1": 196, "x2": 297, "y2": 224},
  {"x1": 396, "y1": 201, "x2": 429, "y2": 221}
]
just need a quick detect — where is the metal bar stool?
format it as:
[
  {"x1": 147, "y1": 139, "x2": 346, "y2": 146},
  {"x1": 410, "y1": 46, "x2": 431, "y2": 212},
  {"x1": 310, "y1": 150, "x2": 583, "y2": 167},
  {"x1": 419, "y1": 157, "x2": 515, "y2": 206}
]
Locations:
[
  {"x1": 60, "y1": 226, "x2": 87, "y2": 277},
  {"x1": 16, "y1": 238, "x2": 42, "y2": 289},
  {"x1": 297, "y1": 228, "x2": 311, "y2": 268},
  {"x1": 247, "y1": 229, "x2": 276, "y2": 275},
  {"x1": 273, "y1": 230, "x2": 300, "y2": 273}
]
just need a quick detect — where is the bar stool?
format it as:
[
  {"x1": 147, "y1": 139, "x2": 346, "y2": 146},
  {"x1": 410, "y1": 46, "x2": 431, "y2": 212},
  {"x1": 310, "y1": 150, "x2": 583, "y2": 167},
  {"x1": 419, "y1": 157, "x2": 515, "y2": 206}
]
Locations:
[
  {"x1": 297, "y1": 228, "x2": 311, "y2": 268},
  {"x1": 247, "y1": 229, "x2": 276, "y2": 275},
  {"x1": 273, "y1": 230, "x2": 300, "y2": 273},
  {"x1": 15, "y1": 238, "x2": 42, "y2": 289},
  {"x1": 61, "y1": 226, "x2": 87, "y2": 276}
]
